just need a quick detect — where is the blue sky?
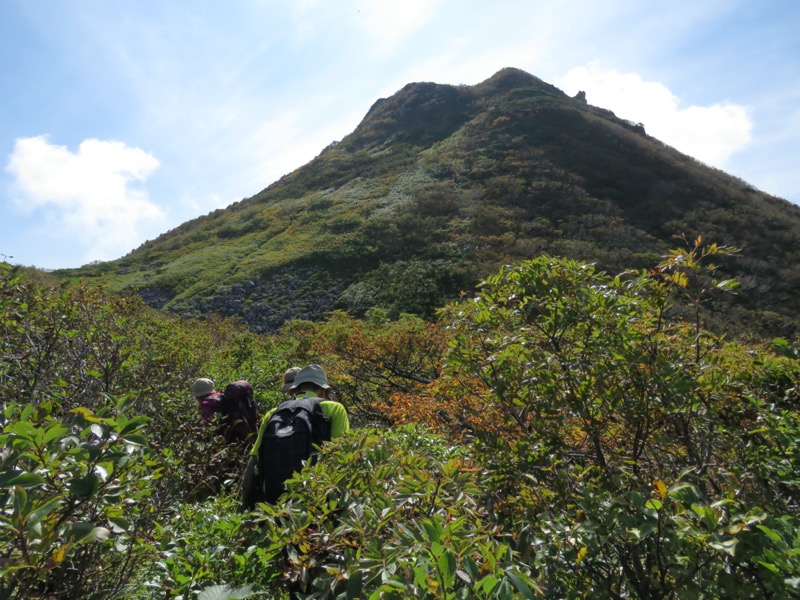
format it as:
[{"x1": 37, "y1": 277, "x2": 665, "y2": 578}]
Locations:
[{"x1": 2, "y1": 0, "x2": 799, "y2": 269}]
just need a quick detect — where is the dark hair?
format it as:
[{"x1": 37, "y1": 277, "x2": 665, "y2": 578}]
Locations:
[{"x1": 293, "y1": 381, "x2": 327, "y2": 395}]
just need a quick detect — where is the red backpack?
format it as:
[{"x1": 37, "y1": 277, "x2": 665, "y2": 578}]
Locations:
[{"x1": 217, "y1": 380, "x2": 260, "y2": 444}]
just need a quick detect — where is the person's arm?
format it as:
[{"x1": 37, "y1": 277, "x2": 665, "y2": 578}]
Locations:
[
  {"x1": 198, "y1": 395, "x2": 223, "y2": 421},
  {"x1": 321, "y1": 401, "x2": 350, "y2": 437}
]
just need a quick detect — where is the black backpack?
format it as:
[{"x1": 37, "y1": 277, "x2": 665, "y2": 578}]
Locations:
[
  {"x1": 255, "y1": 397, "x2": 332, "y2": 504},
  {"x1": 218, "y1": 380, "x2": 260, "y2": 444}
]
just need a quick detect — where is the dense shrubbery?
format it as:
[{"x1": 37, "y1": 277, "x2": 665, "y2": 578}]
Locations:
[
  {"x1": 432, "y1": 241, "x2": 800, "y2": 597},
  {"x1": 2, "y1": 239, "x2": 799, "y2": 598},
  {"x1": 0, "y1": 398, "x2": 158, "y2": 598},
  {"x1": 140, "y1": 427, "x2": 538, "y2": 599}
]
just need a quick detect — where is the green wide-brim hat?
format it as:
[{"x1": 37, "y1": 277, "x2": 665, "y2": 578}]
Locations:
[{"x1": 289, "y1": 364, "x2": 331, "y2": 390}]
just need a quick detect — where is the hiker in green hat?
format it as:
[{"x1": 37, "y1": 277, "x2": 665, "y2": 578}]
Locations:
[{"x1": 240, "y1": 364, "x2": 349, "y2": 509}]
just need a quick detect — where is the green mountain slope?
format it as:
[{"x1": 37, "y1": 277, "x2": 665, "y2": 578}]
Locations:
[{"x1": 61, "y1": 68, "x2": 800, "y2": 337}]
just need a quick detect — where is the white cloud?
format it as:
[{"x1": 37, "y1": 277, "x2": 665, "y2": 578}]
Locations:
[
  {"x1": 6, "y1": 136, "x2": 165, "y2": 264},
  {"x1": 358, "y1": 0, "x2": 441, "y2": 49},
  {"x1": 556, "y1": 63, "x2": 752, "y2": 168}
]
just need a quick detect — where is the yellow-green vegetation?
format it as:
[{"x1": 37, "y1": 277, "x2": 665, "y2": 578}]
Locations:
[{"x1": 2, "y1": 235, "x2": 799, "y2": 598}]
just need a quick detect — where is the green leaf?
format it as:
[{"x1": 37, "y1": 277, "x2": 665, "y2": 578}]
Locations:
[
  {"x1": 118, "y1": 416, "x2": 150, "y2": 436},
  {"x1": 631, "y1": 523, "x2": 658, "y2": 539},
  {"x1": 13, "y1": 485, "x2": 28, "y2": 516},
  {"x1": 123, "y1": 434, "x2": 148, "y2": 446},
  {"x1": 479, "y1": 575, "x2": 500, "y2": 594},
  {"x1": 43, "y1": 424, "x2": 71, "y2": 444},
  {"x1": 756, "y1": 561, "x2": 780, "y2": 574},
  {"x1": 757, "y1": 525, "x2": 783, "y2": 543},
  {"x1": 108, "y1": 515, "x2": 132, "y2": 533},
  {"x1": 715, "y1": 279, "x2": 739, "y2": 291},
  {"x1": 505, "y1": 571, "x2": 537, "y2": 600},
  {"x1": 7, "y1": 472, "x2": 45, "y2": 487},
  {"x1": 115, "y1": 394, "x2": 136, "y2": 412},
  {"x1": 26, "y1": 496, "x2": 63, "y2": 528},
  {"x1": 0, "y1": 470, "x2": 22, "y2": 487},
  {"x1": 437, "y1": 550, "x2": 456, "y2": 587},
  {"x1": 347, "y1": 569, "x2": 364, "y2": 599},
  {"x1": 68, "y1": 522, "x2": 110, "y2": 544},
  {"x1": 68, "y1": 474, "x2": 100, "y2": 497},
  {"x1": 20, "y1": 404, "x2": 35, "y2": 422},
  {"x1": 6, "y1": 420, "x2": 38, "y2": 440},
  {"x1": 462, "y1": 555, "x2": 480, "y2": 581},
  {"x1": 421, "y1": 518, "x2": 441, "y2": 543}
]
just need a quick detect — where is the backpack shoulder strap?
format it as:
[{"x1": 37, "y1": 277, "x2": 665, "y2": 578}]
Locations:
[
  {"x1": 312, "y1": 401, "x2": 332, "y2": 444},
  {"x1": 280, "y1": 397, "x2": 331, "y2": 442}
]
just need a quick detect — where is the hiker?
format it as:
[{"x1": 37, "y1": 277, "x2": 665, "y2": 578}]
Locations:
[
  {"x1": 191, "y1": 377, "x2": 260, "y2": 444},
  {"x1": 281, "y1": 366, "x2": 301, "y2": 394},
  {"x1": 240, "y1": 364, "x2": 349, "y2": 509},
  {"x1": 192, "y1": 377, "x2": 223, "y2": 423}
]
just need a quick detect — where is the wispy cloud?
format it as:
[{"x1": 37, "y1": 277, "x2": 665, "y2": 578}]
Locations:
[
  {"x1": 358, "y1": 0, "x2": 441, "y2": 47},
  {"x1": 556, "y1": 63, "x2": 752, "y2": 168},
  {"x1": 6, "y1": 136, "x2": 165, "y2": 265}
]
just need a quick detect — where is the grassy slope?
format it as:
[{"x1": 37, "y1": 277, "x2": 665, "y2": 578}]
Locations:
[{"x1": 56, "y1": 68, "x2": 800, "y2": 337}]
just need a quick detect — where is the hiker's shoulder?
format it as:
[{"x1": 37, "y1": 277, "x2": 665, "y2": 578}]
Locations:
[
  {"x1": 266, "y1": 397, "x2": 316, "y2": 415},
  {"x1": 200, "y1": 393, "x2": 223, "y2": 405},
  {"x1": 320, "y1": 400, "x2": 345, "y2": 409},
  {"x1": 320, "y1": 400, "x2": 347, "y2": 417}
]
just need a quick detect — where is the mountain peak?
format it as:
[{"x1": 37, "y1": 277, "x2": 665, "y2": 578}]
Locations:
[
  {"x1": 474, "y1": 67, "x2": 553, "y2": 94},
  {"x1": 348, "y1": 81, "x2": 469, "y2": 150},
  {"x1": 343, "y1": 68, "x2": 565, "y2": 151},
  {"x1": 67, "y1": 68, "x2": 800, "y2": 339}
]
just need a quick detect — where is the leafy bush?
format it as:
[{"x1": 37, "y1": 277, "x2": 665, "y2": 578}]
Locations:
[
  {"x1": 283, "y1": 311, "x2": 449, "y2": 426},
  {"x1": 131, "y1": 426, "x2": 540, "y2": 599},
  {"x1": 434, "y1": 248, "x2": 800, "y2": 596},
  {"x1": 0, "y1": 397, "x2": 159, "y2": 599},
  {"x1": 245, "y1": 426, "x2": 540, "y2": 599},
  {"x1": 2, "y1": 240, "x2": 798, "y2": 598}
]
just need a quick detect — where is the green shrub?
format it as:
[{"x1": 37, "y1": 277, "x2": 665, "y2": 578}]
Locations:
[
  {"x1": 244, "y1": 426, "x2": 540, "y2": 599},
  {"x1": 0, "y1": 397, "x2": 160, "y2": 599},
  {"x1": 438, "y1": 250, "x2": 800, "y2": 597},
  {"x1": 2, "y1": 243, "x2": 798, "y2": 598}
]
